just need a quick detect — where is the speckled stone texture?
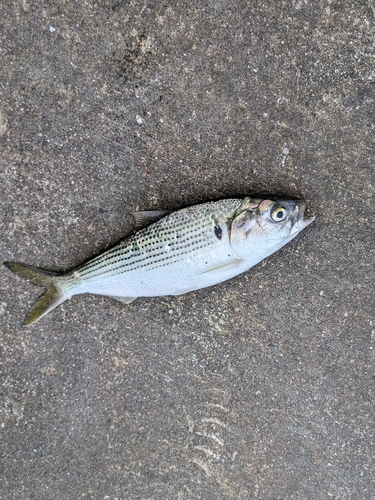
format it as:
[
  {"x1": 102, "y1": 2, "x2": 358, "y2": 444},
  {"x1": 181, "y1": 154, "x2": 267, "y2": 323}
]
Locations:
[{"x1": 1, "y1": 1, "x2": 374, "y2": 499}]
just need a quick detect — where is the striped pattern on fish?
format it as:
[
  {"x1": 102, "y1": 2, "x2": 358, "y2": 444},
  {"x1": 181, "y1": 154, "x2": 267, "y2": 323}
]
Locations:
[{"x1": 70, "y1": 199, "x2": 243, "y2": 298}]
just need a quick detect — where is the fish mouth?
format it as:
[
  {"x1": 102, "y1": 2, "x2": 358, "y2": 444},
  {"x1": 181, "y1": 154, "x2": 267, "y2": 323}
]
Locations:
[{"x1": 291, "y1": 201, "x2": 315, "y2": 233}]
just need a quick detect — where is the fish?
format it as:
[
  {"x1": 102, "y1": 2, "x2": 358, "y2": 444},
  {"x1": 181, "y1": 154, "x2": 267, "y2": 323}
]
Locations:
[{"x1": 4, "y1": 196, "x2": 314, "y2": 326}]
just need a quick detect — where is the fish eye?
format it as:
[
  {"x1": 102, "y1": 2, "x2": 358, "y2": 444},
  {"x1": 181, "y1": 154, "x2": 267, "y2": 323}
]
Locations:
[{"x1": 271, "y1": 206, "x2": 288, "y2": 222}]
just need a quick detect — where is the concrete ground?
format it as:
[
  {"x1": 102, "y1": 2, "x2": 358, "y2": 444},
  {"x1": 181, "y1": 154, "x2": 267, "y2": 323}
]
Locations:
[{"x1": 1, "y1": 1, "x2": 374, "y2": 498}]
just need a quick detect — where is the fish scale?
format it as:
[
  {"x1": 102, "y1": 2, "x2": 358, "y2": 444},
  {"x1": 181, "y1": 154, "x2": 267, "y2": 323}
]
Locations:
[
  {"x1": 71, "y1": 199, "x2": 243, "y2": 297},
  {"x1": 4, "y1": 196, "x2": 314, "y2": 325}
]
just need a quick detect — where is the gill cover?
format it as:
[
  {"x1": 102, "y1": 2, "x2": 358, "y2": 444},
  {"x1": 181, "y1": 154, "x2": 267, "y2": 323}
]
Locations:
[
  {"x1": 229, "y1": 199, "x2": 300, "y2": 258},
  {"x1": 230, "y1": 208, "x2": 257, "y2": 243}
]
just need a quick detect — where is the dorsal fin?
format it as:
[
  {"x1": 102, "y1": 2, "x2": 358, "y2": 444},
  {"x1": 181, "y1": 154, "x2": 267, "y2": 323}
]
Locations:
[{"x1": 129, "y1": 210, "x2": 171, "y2": 227}]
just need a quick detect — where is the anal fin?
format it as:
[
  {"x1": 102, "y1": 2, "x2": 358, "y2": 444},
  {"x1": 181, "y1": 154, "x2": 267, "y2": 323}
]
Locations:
[{"x1": 109, "y1": 295, "x2": 137, "y2": 304}]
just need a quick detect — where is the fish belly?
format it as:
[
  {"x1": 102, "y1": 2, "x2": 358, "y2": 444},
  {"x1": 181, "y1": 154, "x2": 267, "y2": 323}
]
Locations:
[{"x1": 77, "y1": 241, "x2": 247, "y2": 298}]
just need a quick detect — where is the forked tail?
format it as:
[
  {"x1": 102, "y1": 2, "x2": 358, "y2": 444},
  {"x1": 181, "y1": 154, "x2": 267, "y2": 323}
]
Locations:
[{"x1": 4, "y1": 262, "x2": 68, "y2": 326}]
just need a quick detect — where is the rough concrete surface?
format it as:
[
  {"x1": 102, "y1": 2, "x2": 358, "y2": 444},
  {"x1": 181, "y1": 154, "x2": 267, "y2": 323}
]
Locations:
[{"x1": 1, "y1": 0, "x2": 374, "y2": 499}]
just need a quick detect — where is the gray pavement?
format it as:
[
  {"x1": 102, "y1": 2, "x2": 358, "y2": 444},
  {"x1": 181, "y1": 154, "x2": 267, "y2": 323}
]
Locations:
[{"x1": 1, "y1": 1, "x2": 374, "y2": 498}]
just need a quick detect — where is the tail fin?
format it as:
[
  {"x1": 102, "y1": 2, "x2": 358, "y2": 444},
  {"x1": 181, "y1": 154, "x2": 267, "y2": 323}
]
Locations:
[{"x1": 4, "y1": 262, "x2": 67, "y2": 326}]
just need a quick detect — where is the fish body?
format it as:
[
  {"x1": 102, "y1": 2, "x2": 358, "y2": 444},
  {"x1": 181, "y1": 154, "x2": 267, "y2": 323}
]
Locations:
[{"x1": 4, "y1": 197, "x2": 314, "y2": 325}]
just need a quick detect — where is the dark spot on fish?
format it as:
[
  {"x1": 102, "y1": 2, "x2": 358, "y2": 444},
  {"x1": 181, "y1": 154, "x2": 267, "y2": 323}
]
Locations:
[
  {"x1": 132, "y1": 242, "x2": 139, "y2": 252},
  {"x1": 214, "y1": 225, "x2": 222, "y2": 240}
]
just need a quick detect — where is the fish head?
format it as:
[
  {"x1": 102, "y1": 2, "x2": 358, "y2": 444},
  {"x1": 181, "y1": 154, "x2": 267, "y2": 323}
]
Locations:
[{"x1": 230, "y1": 198, "x2": 315, "y2": 259}]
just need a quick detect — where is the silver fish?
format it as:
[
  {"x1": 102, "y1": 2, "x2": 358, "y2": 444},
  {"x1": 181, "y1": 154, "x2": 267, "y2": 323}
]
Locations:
[{"x1": 4, "y1": 197, "x2": 314, "y2": 326}]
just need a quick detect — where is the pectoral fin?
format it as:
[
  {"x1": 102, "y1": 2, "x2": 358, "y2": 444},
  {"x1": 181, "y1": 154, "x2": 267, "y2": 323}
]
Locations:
[
  {"x1": 109, "y1": 296, "x2": 137, "y2": 304},
  {"x1": 196, "y1": 259, "x2": 244, "y2": 276}
]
